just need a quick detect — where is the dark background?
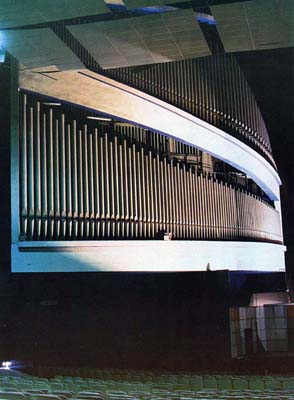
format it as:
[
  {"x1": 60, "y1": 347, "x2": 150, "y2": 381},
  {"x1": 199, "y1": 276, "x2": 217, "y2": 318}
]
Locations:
[{"x1": 237, "y1": 47, "x2": 294, "y2": 275}]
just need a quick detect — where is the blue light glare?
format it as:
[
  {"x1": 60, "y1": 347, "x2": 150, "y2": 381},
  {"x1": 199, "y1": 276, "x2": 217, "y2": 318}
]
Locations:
[
  {"x1": 107, "y1": 3, "x2": 127, "y2": 11},
  {"x1": 196, "y1": 12, "x2": 216, "y2": 25},
  {"x1": 134, "y1": 5, "x2": 178, "y2": 14}
]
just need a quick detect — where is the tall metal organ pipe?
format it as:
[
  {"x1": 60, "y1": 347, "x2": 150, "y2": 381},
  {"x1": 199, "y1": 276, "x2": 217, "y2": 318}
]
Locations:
[{"x1": 19, "y1": 93, "x2": 282, "y2": 243}]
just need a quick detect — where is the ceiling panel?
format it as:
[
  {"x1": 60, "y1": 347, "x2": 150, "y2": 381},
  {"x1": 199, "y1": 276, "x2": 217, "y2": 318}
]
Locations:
[
  {"x1": 246, "y1": 0, "x2": 294, "y2": 50},
  {"x1": 0, "y1": 0, "x2": 109, "y2": 29},
  {"x1": 2, "y1": 0, "x2": 290, "y2": 71},
  {"x1": 69, "y1": 22, "x2": 153, "y2": 68},
  {"x1": 211, "y1": 2, "x2": 254, "y2": 52},
  {"x1": 69, "y1": 9, "x2": 210, "y2": 68},
  {"x1": 3, "y1": 28, "x2": 84, "y2": 70},
  {"x1": 212, "y1": 0, "x2": 294, "y2": 52}
]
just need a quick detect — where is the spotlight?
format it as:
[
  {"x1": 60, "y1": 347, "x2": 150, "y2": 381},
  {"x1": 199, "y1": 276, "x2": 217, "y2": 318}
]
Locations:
[{"x1": 2, "y1": 361, "x2": 12, "y2": 369}]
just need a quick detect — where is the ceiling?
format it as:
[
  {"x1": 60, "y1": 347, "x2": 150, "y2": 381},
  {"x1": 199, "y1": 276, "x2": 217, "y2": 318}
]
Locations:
[
  {"x1": 212, "y1": 0, "x2": 294, "y2": 52},
  {"x1": 0, "y1": 0, "x2": 293, "y2": 70},
  {"x1": 2, "y1": 28, "x2": 84, "y2": 70},
  {"x1": 68, "y1": 9, "x2": 210, "y2": 68},
  {"x1": 0, "y1": 0, "x2": 109, "y2": 29}
]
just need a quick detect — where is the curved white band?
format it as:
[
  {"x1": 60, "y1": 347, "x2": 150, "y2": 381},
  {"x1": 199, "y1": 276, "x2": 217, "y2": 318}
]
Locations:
[{"x1": 13, "y1": 241, "x2": 286, "y2": 273}]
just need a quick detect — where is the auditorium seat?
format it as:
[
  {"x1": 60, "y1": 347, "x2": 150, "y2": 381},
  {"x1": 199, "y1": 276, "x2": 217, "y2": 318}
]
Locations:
[
  {"x1": 23, "y1": 390, "x2": 48, "y2": 395},
  {"x1": 68, "y1": 396, "x2": 105, "y2": 400},
  {"x1": 248, "y1": 378, "x2": 265, "y2": 390},
  {"x1": 67, "y1": 397, "x2": 105, "y2": 400},
  {"x1": 0, "y1": 392, "x2": 27, "y2": 400},
  {"x1": 202, "y1": 377, "x2": 218, "y2": 389},
  {"x1": 282, "y1": 378, "x2": 294, "y2": 389},
  {"x1": 263, "y1": 378, "x2": 283, "y2": 390},
  {"x1": 26, "y1": 394, "x2": 63, "y2": 400},
  {"x1": 216, "y1": 376, "x2": 233, "y2": 390},
  {"x1": 49, "y1": 392, "x2": 74, "y2": 398},
  {"x1": 231, "y1": 378, "x2": 249, "y2": 390},
  {"x1": 69, "y1": 395, "x2": 104, "y2": 399},
  {"x1": 0, "y1": 388, "x2": 18, "y2": 393},
  {"x1": 4, "y1": 371, "x2": 294, "y2": 400},
  {"x1": 189, "y1": 377, "x2": 203, "y2": 391}
]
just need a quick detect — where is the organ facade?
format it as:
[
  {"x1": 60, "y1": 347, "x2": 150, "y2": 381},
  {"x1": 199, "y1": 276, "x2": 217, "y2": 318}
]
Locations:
[{"x1": 10, "y1": 53, "x2": 285, "y2": 272}]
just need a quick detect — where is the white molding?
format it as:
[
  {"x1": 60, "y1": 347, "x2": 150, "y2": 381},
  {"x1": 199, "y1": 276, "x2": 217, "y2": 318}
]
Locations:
[{"x1": 12, "y1": 241, "x2": 286, "y2": 273}]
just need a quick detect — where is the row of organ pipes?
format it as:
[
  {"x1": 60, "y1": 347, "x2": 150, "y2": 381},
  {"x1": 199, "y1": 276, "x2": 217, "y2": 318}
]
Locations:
[
  {"x1": 107, "y1": 54, "x2": 274, "y2": 166},
  {"x1": 19, "y1": 93, "x2": 282, "y2": 243}
]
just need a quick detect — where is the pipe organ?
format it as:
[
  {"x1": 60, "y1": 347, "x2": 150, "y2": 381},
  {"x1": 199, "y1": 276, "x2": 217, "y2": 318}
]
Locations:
[
  {"x1": 19, "y1": 92, "x2": 282, "y2": 244},
  {"x1": 106, "y1": 54, "x2": 275, "y2": 167}
]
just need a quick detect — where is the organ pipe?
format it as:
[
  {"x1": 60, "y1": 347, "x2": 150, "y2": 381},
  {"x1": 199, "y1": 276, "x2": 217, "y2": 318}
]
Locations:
[
  {"x1": 107, "y1": 54, "x2": 274, "y2": 166},
  {"x1": 18, "y1": 92, "x2": 282, "y2": 244}
]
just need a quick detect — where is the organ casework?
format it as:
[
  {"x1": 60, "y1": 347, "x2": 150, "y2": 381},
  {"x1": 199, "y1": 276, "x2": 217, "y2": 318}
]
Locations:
[
  {"x1": 13, "y1": 52, "x2": 285, "y2": 272},
  {"x1": 19, "y1": 92, "x2": 282, "y2": 244}
]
